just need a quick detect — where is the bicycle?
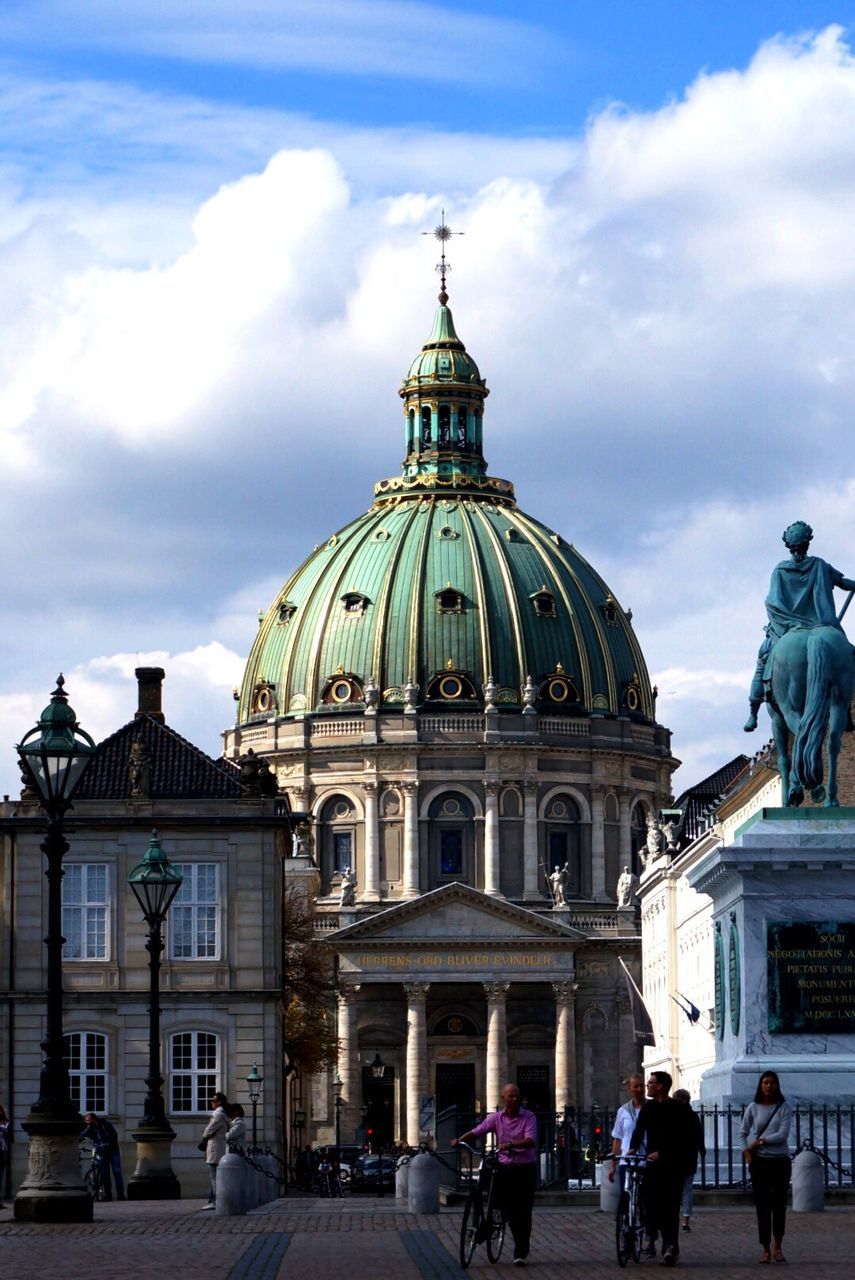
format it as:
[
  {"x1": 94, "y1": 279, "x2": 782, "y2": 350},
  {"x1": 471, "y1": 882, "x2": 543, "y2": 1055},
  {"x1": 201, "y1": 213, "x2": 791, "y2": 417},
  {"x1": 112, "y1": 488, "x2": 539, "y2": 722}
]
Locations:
[
  {"x1": 80, "y1": 1141, "x2": 107, "y2": 1201},
  {"x1": 615, "y1": 1153, "x2": 646, "y2": 1266},
  {"x1": 456, "y1": 1140, "x2": 506, "y2": 1269}
]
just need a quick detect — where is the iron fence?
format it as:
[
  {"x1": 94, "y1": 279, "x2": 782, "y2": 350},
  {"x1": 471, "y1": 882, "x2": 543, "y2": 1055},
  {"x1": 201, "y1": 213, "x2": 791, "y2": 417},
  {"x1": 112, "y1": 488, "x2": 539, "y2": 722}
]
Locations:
[{"x1": 433, "y1": 1103, "x2": 855, "y2": 1191}]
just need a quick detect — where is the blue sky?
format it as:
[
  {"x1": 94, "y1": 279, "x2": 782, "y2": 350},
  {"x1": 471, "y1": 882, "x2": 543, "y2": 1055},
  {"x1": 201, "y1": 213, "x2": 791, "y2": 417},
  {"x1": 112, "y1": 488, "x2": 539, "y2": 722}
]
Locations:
[{"x1": 2, "y1": 3, "x2": 855, "y2": 801}]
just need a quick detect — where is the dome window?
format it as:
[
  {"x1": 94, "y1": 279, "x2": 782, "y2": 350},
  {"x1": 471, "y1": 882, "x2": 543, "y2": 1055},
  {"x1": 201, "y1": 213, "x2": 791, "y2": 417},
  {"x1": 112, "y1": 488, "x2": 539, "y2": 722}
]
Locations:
[
  {"x1": 437, "y1": 525, "x2": 459, "y2": 541},
  {"x1": 251, "y1": 681, "x2": 277, "y2": 715},
  {"x1": 277, "y1": 600, "x2": 297, "y2": 624},
  {"x1": 435, "y1": 584, "x2": 464, "y2": 614},
  {"x1": 530, "y1": 587, "x2": 556, "y2": 618},
  {"x1": 504, "y1": 528, "x2": 523, "y2": 542},
  {"x1": 421, "y1": 405, "x2": 432, "y2": 445},
  {"x1": 426, "y1": 668, "x2": 478, "y2": 701},
  {"x1": 437, "y1": 354, "x2": 452, "y2": 379},
  {"x1": 341, "y1": 591, "x2": 370, "y2": 616},
  {"x1": 599, "y1": 595, "x2": 619, "y2": 626},
  {"x1": 541, "y1": 665, "x2": 581, "y2": 706},
  {"x1": 373, "y1": 528, "x2": 391, "y2": 542},
  {"x1": 321, "y1": 672, "x2": 364, "y2": 705},
  {"x1": 622, "y1": 674, "x2": 644, "y2": 716}
]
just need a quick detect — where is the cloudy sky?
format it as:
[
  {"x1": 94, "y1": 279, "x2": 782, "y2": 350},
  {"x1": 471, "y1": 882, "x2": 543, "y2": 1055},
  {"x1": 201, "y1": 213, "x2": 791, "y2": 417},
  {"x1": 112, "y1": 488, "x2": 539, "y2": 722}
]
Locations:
[{"x1": 2, "y1": 1, "x2": 855, "y2": 801}]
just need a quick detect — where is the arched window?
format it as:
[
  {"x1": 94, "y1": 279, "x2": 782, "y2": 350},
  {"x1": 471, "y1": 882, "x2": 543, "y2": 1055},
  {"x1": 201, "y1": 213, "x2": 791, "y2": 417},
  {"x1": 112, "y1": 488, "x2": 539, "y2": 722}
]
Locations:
[
  {"x1": 544, "y1": 794, "x2": 582, "y2": 896},
  {"x1": 428, "y1": 792, "x2": 474, "y2": 888},
  {"x1": 421, "y1": 405, "x2": 432, "y2": 446},
  {"x1": 170, "y1": 1031, "x2": 219, "y2": 1114},
  {"x1": 438, "y1": 404, "x2": 451, "y2": 447},
  {"x1": 408, "y1": 407, "x2": 416, "y2": 449},
  {"x1": 320, "y1": 794, "x2": 357, "y2": 891},
  {"x1": 64, "y1": 1031, "x2": 107, "y2": 1113},
  {"x1": 457, "y1": 406, "x2": 468, "y2": 447},
  {"x1": 630, "y1": 802, "x2": 649, "y2": 876}
]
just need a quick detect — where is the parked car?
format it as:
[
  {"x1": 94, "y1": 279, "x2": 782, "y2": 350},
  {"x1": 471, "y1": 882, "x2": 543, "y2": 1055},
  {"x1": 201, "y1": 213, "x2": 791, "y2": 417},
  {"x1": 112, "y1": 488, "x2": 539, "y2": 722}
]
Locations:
[{"x1": 351, "y1": 1153, "x2": 396, "y2": 1192}]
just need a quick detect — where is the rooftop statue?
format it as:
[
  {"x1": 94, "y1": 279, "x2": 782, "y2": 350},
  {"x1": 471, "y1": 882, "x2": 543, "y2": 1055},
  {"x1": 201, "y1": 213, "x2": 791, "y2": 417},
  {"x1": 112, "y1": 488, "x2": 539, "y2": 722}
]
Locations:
[{"x1": 745, "y1": 521, "x2": 855, "y2": 806}]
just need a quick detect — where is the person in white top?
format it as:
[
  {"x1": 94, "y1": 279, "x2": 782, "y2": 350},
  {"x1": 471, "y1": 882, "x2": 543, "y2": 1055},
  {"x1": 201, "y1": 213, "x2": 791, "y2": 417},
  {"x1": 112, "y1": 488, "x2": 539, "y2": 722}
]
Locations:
[{"x1": 609, "y1": 1073, "x2": 646, "y2": 1187}]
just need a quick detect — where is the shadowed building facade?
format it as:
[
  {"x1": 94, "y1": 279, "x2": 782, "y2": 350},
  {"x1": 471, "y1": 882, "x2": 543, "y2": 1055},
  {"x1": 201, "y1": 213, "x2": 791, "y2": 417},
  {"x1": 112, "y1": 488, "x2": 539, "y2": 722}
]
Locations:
[{"x1": 224, "y1": 277, "x2": 679, "y2": 1147}]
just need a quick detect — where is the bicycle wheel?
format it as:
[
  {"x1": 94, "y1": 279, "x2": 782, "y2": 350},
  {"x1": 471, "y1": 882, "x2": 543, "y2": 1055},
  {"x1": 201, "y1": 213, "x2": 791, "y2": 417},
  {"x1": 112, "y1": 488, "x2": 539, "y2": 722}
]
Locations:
[
  {"x1": 485, "y1": 1204, "x2": 505, "y2": 1263},
  {"x1": 615, "y1": 1190, "x2": 631, "y2": 1267},
  {"x1": 460, "y1": 1194, "x2": 482, "y2": 1269},
  {"x1": 631, "y1": 1184, "x2": 645, "y2": 1263}
]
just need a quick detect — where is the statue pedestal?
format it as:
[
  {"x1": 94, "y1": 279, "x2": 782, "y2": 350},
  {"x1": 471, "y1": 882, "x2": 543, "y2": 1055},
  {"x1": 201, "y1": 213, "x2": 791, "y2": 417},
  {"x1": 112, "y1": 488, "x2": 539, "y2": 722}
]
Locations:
[{"x1": 688, "y1": 808, "x2": 855, "y2": 1106}]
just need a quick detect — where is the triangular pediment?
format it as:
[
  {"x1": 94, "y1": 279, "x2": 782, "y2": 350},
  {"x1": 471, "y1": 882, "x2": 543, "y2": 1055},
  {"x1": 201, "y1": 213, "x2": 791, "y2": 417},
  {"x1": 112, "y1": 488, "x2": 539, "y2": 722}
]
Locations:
[{"x1": 328, "y1": 882, "x2": 586, "y2": 944}]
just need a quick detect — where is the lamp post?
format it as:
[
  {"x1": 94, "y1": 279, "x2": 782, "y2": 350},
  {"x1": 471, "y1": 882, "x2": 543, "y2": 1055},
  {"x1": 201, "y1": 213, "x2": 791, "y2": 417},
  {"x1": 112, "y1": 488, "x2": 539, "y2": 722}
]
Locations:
[
  {"x1": 14, "y1": 676, "x2": 96, "y2": 1223},
  {"x1": 246, "y1": 1061, "x2": 263, "y2": 1150},
  {"x1": 368, "y1": 1052, "x2": 386, "y2": 1197},
  {"x1": 126, "y1": 831, "x2": 183, "y2": 1199}
]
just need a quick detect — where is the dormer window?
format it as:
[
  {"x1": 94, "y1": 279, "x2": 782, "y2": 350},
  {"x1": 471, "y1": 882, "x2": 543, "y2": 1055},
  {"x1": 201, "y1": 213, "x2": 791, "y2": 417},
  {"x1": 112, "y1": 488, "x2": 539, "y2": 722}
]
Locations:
[
  {"x1": 622, "y1": 674, "x2": 643, "y2": 715},
  {"x1": 541, "y1": 665, "x2": 581, "y2": 706},
  {"x1": 530, "y1": 587, "x2": 556, "y2": 618},
  {"x1": 426, "y1": 667, "x2": 478, "y2": 701},
  {"x1": 435, "y1": 584, "x2": 464, "y2": 614},
  {"x1": 277, "y1": 601, "x2": 297, "y2": 624},
  {"x1": 437, "y1": 354, "x2": 452, "y2": 378},
  {"x1": 600, "y1": 595, "x2": 619, "y2": 626},
  {"x1": 321, "y1": 672, "x2": 364, "y2": 705},
  {"x1": 341, "y1": 592, "x2": 370, "y2": 616},
  {"x1": 251, "y1": 681, "x2": 277, "y2": 715}
]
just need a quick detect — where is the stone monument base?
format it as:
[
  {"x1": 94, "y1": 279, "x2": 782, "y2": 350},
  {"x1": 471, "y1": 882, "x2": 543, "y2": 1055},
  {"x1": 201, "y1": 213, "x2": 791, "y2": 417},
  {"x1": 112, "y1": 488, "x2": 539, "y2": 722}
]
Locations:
[{"x1": 688, "y1": 808, "x2": 855, "y2": 1107}]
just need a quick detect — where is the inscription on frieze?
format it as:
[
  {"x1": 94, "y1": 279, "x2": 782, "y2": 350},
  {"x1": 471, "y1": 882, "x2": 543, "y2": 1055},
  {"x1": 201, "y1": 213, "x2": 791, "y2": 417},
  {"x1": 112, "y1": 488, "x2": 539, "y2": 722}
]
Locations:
[
  {"x1": 767, "y1": 921, "x2": 855, "y2": 1034},
  {"x1": 349, "y1": 951, "x2": 559, "y2": 972}
]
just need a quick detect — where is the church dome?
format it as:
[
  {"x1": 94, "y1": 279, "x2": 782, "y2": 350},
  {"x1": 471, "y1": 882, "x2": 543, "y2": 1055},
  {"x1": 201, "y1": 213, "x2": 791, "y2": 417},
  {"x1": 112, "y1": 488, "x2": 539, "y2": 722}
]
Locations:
[{"x1": 237, "y1": 293, "x2": 655, "y2": 726}]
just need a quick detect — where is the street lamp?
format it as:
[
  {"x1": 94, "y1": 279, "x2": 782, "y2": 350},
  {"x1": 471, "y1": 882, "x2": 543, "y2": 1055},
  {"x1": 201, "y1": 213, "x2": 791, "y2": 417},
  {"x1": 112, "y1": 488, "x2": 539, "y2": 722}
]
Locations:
[
  {"x1": 14, "y1": 676, "x2": 97, "y2": 1223},
  {"x1": 126, "y1": 830, "x2": 183, "y2": 1199},
  {"x1": 246, "y1": 1061, "x2": 263, "y2": 1149}
]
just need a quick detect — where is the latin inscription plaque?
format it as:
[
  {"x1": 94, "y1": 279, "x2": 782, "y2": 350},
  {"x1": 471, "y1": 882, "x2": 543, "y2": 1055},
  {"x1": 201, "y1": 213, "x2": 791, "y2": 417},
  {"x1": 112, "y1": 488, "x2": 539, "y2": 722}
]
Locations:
[{"x1": 767, "y1": 921, "x2": 855, "y2": 1034}]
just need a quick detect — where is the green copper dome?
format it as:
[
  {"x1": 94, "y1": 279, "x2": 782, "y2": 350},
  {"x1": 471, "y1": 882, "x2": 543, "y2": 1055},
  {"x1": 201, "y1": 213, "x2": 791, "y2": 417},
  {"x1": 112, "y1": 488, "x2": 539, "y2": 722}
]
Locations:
[{"x1": 237, "y1": 298, "x2": 655, "y2": 724}]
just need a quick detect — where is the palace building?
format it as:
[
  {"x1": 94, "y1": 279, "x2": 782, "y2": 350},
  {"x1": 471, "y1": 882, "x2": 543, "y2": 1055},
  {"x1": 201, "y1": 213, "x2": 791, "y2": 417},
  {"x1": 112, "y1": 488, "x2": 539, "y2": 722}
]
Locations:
[{"x1": 224, "y1": 258, "x2": 678, "y2": 1148}]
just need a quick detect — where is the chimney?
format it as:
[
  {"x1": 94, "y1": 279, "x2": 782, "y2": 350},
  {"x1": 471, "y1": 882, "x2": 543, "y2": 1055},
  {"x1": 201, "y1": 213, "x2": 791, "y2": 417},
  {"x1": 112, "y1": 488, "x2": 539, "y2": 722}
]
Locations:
[{"x1": 135, "y1": 667, "x2": 165, "y2": 722}]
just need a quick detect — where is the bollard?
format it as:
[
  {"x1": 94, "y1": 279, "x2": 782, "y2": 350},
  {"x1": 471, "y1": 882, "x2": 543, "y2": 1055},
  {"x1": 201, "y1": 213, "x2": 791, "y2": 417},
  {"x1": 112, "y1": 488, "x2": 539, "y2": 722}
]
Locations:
[
  {"x1": 215, "y1": 1152, "x2": 246, "y2": 1216},
  {"x1": 396, "y1": 1156, "x2": 410, "y2": 1202},
  {"x1": 792, "y1": 1148, "x2": 825, "y2": 1212},
  {"x1": 600, "y1": 1166, "x2": 622, "y2": 1213},
  {"x1": 262, "y1": 1155, "x2": 279, "y2": 1202},
  {"x1": 408, "y1": 1152, "x2": 440, "y2": 1214}
]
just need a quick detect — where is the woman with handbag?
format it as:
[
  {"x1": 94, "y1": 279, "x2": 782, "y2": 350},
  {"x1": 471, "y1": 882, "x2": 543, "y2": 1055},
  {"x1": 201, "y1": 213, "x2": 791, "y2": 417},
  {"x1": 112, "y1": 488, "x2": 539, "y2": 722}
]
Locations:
[{"x1": 739, "y1": 1072, "x2": 792, "y2": 1264}]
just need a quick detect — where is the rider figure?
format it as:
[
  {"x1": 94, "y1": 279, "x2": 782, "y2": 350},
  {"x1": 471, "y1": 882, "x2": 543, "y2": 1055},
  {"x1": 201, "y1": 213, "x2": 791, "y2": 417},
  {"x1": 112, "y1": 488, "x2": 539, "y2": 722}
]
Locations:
[{"x1": 744, "y1": 521, "x2": 855, "y2": 731}]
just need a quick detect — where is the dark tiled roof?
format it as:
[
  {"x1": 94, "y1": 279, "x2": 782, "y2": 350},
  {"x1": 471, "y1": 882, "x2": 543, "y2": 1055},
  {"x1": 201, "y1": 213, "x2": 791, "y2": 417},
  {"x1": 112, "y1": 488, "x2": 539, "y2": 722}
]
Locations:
[
  {"x1": 77, "y1": 713, "x2": 242, "y2": 801},
  {"x1": 673, "y1": 754, "x2": 751, "y2": 847}
]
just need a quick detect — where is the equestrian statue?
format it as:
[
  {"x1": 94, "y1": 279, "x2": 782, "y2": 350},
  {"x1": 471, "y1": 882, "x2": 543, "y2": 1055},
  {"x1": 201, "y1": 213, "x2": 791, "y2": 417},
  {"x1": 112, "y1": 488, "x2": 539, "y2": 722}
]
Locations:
[{"x1": 745, "y1": 521, "x2": 855, "y2": 807}]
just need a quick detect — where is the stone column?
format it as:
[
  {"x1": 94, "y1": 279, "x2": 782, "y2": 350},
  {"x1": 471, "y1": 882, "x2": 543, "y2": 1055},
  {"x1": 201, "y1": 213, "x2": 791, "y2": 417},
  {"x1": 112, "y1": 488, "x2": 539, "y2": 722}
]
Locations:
[
  {"x1": 402, "y1": 782, "x2": 419, "y2": 898},
  {"x1": 553, "y1": 980, "x2": 578, "y2": 1111},
  {"x1": 523, "y1": 783, "x2": 540, "y2": 900},
  {"x1": 483, "y1": 981, "x2": 510, "y2": 1111},
  {"x1": 337, "y1": 985, "x2": 361, "y2": 1143},
  {"x1": 362, "y1": 781, "x2": 380, "y2": 902},
  {"x1": 404, "y1": 982, "x2": 430, "y2": 1146},
  {"x1": 484, "y1": 780, "x2": 501, "y2": 896},
  {"x1": 619, "y1": 789, "x2": 633, "y2": 866},
  {"x1": 590, "y1": 788, "x2": 607, "y2": 900}
]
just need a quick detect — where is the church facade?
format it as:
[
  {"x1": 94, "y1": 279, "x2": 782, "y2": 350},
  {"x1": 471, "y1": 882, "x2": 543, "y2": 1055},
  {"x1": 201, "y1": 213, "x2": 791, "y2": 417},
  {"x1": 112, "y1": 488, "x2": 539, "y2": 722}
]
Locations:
[{"x1": 224, "y1": 266, "x2": 678, "y2": 1147}]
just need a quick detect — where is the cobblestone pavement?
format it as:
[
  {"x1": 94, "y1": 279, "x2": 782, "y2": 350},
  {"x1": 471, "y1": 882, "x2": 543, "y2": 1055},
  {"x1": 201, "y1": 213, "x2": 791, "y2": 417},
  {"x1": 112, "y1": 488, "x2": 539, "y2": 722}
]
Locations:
[{"x1": 0, "y1": 1196, "x2": 852, "y2": 1279}]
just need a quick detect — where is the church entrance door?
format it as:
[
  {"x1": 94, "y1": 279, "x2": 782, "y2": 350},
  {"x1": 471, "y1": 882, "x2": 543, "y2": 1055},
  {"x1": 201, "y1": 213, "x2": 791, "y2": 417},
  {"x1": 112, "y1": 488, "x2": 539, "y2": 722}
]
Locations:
[
  {"x1": 435, "y1": 1063, "x2": 476, "y2": 1119},
  {"x1": 362, "y1": 1064, "x2": 395, "y2": 1149}
]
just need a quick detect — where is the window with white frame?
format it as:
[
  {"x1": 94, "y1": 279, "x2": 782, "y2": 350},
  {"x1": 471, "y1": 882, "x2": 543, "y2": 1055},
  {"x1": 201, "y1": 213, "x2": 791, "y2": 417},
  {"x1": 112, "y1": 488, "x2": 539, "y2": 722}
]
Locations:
[
  {"x1": 170, "y1": 1031, "x2": 219, "y2": 1113},
  {"x1": 64, "y1": 1031, "x2": 107, "y2": 1113},
  {"x1": 62, "y1": 864, "x2": 109, "y2": 960},
  {"x1": 170, "y1": 864, "x2": 219, "y2": 960}
]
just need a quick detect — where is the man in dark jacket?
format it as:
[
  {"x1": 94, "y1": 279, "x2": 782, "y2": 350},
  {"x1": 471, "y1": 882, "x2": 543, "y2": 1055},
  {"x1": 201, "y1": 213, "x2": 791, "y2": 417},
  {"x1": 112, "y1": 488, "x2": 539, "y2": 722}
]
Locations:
[
  {"x1": 82, "y1": 1111, "x2": 125, "y2": 1200},
  {"x1": 630, "y1": 1072, "x2": 697, "y2": 1266}
]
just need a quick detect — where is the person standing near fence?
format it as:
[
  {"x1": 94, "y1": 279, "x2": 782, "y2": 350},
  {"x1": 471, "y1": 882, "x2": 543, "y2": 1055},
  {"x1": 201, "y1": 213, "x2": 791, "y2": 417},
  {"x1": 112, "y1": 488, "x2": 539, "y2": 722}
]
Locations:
[
  {"x1": 740, "y1": 1071, "x2": 793, "y2": 1264},
  {"x1": 630, "y1": 1071, "x2": 697, "y2": 1267},
  {"x1": 672, "y1": 1089, "x2": 705, "y2": 1233},
  {"x1": 453, "y1": 1083, "x2": 538, "y2": 1267},
  {"x1": 201, "y1": 1091, "x2": 229, "y2": 1209}
]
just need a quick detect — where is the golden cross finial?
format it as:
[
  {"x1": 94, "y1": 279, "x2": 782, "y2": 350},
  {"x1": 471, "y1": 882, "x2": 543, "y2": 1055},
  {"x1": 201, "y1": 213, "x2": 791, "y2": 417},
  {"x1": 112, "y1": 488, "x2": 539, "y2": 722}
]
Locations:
[{"x1": 422, "y1": 208, "x2": 464, "y2": 304}]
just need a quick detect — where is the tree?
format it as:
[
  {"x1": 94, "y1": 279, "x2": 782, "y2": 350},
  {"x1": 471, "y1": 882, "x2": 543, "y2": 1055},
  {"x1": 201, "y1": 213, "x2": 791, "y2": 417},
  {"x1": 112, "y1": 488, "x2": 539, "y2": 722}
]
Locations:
[{"x1": 282, "y1": 881, "x2": 338, "y2": 1074}]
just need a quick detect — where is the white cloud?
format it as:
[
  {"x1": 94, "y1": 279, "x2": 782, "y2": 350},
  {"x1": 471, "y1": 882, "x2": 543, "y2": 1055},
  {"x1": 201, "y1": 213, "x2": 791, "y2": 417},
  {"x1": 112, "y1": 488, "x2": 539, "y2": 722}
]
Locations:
[{"x1": 4, "y1": 26, "x2": 855, "y2": 800}]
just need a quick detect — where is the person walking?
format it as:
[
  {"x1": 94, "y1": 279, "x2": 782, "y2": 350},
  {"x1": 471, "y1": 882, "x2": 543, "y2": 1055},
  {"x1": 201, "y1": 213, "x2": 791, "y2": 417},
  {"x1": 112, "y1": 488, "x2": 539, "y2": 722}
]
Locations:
[
  {"x1": 672, "y1": 1089, "x2": 705, "y2": 1233},
  {"x1": 201, "y1": 1091, "x2": 229, "y2": 1209},
  {"x1": 630, "y1": 1071, "x2": 697, "y2": 1267},
  {"x1": 81, "y1": 1111, "x2": 125, "y2": 1200},
  {"x1": 453, "y1": 1083, "x2": 538, "y2": 1267},
  {"x1": 740, "y1": 1071, "x2": 792, "y2": 1264}
]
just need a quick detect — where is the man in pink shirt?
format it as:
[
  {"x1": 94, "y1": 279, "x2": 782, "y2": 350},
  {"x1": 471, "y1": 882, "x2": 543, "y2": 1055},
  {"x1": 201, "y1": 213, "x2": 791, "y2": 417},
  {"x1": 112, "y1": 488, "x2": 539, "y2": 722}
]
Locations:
[{"x1": 453, "y1": 1083, "x2": 538, "y2": 1266}]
